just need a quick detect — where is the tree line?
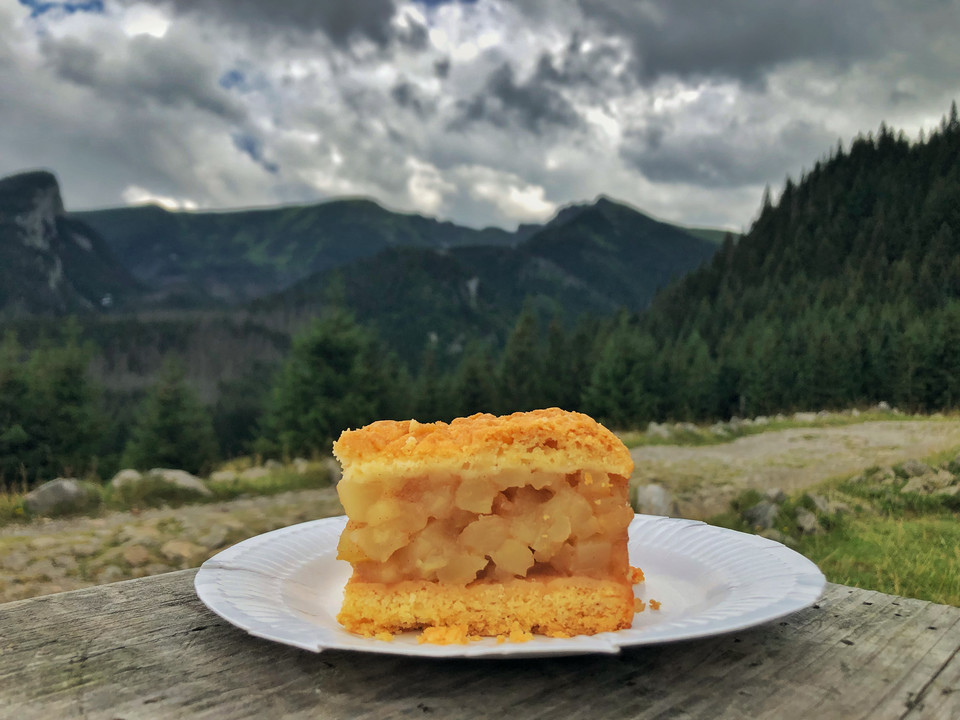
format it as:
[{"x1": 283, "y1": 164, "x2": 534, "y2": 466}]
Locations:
[{"x1": 3, "y1": 102, "x2": 959, "y2": 489}]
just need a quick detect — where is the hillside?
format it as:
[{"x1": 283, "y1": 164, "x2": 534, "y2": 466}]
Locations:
[
  {"x1": 585, "y1": 103, "x2": 960, "y2": 427},
  {"x1": 0, "y1": 171, "x2": 140, "y2": 316},
  {"x1": 524, "y1": 196, "x2": 719, "y2": 310},
  {"x1": 72, "y1": 199, "x2": 534, "y2": 305},
  {"x1": 251, "y1": 197, "x2": 718, "y2": 362}
]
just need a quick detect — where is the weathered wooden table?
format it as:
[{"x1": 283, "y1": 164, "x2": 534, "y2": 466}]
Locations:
[{"x1": 1, "y1": 571, "x2": 958, "y2": 719}]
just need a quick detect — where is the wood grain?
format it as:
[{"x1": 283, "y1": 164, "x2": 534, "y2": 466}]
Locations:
[{"x1": 1, "y1": 572, "x2": 959, "y2": 720}]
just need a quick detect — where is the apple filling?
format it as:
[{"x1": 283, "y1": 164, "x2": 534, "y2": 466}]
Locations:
[{"x1": 337, "y1": 469, "x2": 633, "y2": 585}]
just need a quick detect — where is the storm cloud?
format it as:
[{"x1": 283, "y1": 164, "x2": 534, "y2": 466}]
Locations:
[
  {"x1": 132, "y1": 0, "x2": 401, "y2": 47},
  {"x1": 1, "y1": 0, "x2": 958, "y2": 230}
]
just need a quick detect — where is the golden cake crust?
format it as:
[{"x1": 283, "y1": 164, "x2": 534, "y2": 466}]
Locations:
[
  {"x1": 333, "y1": 407, "x2": 633, "y2": 478},
  {"x1": 338, "y1": 576, "x2": 635, "y2": 637}
]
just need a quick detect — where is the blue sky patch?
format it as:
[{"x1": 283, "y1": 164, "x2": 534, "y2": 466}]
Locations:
[
  {"x1": 219, "y1": 70, "x2": 248, "y2": 92},
  {"x1": 232, "y1": 133, "x2": 279, "y2": 175},
  {"x1": 18, "y1": 0, "x2": 104, "y2": 18}
]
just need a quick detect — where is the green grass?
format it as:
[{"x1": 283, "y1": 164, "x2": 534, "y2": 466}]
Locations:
[
  {"x1": 618, "y1": 408, "x2": 937, "y2": 449},
  {"x1": 0, "y1": 464, "x2": 334, "y2": 526},
  {"x1": 798, "y1": 517, "x2": 960, "y2": 606},
  {"x1": 710, "y1": 442, "x2": 960, "y2": 607}
]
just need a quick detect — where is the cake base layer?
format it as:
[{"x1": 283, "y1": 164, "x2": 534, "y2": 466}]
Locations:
[{"x1": 337, "y1": 576, "x2": 635, "y2": 636}]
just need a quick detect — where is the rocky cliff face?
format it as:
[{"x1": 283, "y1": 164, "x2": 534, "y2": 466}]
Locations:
[{"x1": 0, "y1": 171, "x2": 140, "y2": 316}]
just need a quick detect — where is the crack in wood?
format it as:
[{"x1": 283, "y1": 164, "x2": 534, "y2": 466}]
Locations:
[{"x1": 899, "y1": 641, "x2": 960, "y2": 719}]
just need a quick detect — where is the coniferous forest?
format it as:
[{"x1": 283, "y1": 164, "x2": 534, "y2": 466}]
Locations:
[{"x1": 2, "y1": 104, "x2": 960, "y2": 489}]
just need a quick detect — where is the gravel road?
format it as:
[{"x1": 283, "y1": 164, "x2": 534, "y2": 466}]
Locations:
[{"x1": 630, "y1": 420, "x2": 960, "y2": 518}]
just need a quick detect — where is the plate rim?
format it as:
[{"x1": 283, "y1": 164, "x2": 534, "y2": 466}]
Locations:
[{"x1": 194, "y1": 514, "x2": 826, "y2": 658}]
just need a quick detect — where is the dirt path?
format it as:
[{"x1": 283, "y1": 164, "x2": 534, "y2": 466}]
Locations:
[
  {"x1": 0, "y1": 488, "x2": 343, "y2": 604},
  {"x1": 630, "y1": 420, "x2": 960, "y2": 518}
]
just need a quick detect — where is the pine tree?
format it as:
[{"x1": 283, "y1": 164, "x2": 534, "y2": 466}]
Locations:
[
  {"x1": 122, "y1": 359, "x2": 219, "y2": 474},
  {"x1": 261, "y1": 312, "x2": 407, "y2": 457},
  {"x1": 25, "y1": 328, "x2": 102, "y2": 480},
  {"x1": 498, "y1": 309, "x2": 545, "y2": 413},
  {"x1": 451, "y1": 342, "x2": 499, "y2": 417},
  {"x1": 0, "y1": 332, "x2": 30, "y2": 487}
]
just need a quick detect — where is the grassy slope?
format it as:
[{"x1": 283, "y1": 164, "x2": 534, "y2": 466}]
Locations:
[
  {"x1": 710, "y1": 441, "x2": 960, "y2": 607},
  {"x1": 682, "y1": 227, "x2": 736, "y2": 245}
]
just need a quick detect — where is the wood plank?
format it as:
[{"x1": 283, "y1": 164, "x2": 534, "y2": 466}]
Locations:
[
  {"x1": 1, "y1": 572, "x2": 959, "y2": 720},
  {"x1": 902, "y1": 636, "x2": 960, "y2": 720}
]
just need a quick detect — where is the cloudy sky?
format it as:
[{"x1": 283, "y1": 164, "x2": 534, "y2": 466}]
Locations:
[{"x1": 1, "y1": 0, "x2": 959, "y2": 230}]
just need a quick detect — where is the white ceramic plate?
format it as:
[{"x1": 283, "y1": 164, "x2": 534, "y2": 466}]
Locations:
[{"x1": 194, "y1": 514, "x2": 825, "y2": 658}]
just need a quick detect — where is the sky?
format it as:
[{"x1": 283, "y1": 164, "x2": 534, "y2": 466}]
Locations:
[{"x1": 1, "y1": 0, "x2": 959, "y2": 231}]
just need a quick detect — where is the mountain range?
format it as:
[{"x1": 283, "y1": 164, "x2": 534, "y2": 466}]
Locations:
[
  {"x1": 0, "y1": 171, "x2": 141, "y2": 315},
  {"x1": 0, "y1": 170, "x2": 724, "y2": 331}
]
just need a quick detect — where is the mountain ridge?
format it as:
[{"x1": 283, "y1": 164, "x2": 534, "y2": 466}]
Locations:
[{"x1": 0, "y1": 170, "x2": 141, "y2": 317}]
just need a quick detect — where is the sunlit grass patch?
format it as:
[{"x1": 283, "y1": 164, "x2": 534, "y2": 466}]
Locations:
[{"x1": 798, "y1": 517, "x2": 960, "y2": 606}]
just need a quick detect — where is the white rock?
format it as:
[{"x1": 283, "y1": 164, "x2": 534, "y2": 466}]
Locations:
[
  {"x1": 209, "y1": 469, "x2": 238, "y2": 483},
  {"x1": 795, "y1": 508, "x2": 821, "y2": 535},
  {"x1": 109, "y1": 469, "x2": 143, "y2": 488},
  {"x1": 240, "y1": 467, "x2": 271, "y2": 481},
  {"x1": 744, "y1": 501, "x2": 780, "y2": 529},
  {"x1": 293, "y1": 458, "x2": 310, "y2": 474},
  {"x1": 646, "y1": 421, "x2": 671, "y2": 439},
  {"x1": 145, "y1": 469, "x2": 212, "y2": 496},
  {"x1": 633, "y1": 484, "x2": 675, "y2": 516},
  {"x1": 765, "y1": 488, "x2": 787, "y2": 505},
  {"x1": 24, "y1": 478, "x2": 91, "y2": 515}
]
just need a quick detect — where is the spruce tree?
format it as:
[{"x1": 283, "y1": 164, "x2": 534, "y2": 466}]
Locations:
[
  {"x1": 122, "y1": 359, "x2": 219, "y2": 475},
  {"x1": 262, "y1": 312, "x2": 407, "y2": 457},
  {"x1": 498, "y1": 309, "x2": 545, "y2": 413}
]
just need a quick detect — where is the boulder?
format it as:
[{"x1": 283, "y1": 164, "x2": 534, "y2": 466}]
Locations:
[
  {"x1": 808, "y1": 493, "x2": 831, "y2": 514},
  {"x1": 877, "y1": 401, "x2": 891, "y2": 411},
  {"x1": 109, "y1": 469, "x2": 142, "y2": 486},
  {"x1": 24, "y1": 478, "x2": 91, "y2": 515},
  {"x1": 753, "y1": 416, "x2": 770, "y2": 425},
  {"x1": 871, "y1": 466, "x2": 897, "y2": 486},
  {"x1": 293, "y1": 458, "x2": 310, "y2": 474},
  {"x1": 147, "y1": 468, "x2": 212, "y2": 496},
  {"x1": 792, "y1": 412, "x2": 817, "y2": 423},
  {"x1": 902, "y1": 471, "x2": 955, "y2": 495},
  {"x1": 264, "y1": 459, "x2": 283, "y2": 472},
  {"x1": 744, "y1": 501, "x2": 780, "y2": 530},
  {"x1": 899, "y1": 459, "x2": 933, "y2": 478},
  {"x1": 633, "y1": 484, "x2": 675, "y2": 516},
  {"x1": 209, "y1": 469, "x2": 238, "y2": 483},
  {"x1": 795, "y1": 508, "x2": 821, "y2": 535},
  {"x1": 758, "y1": 528, "x2": 797, "y2": 548},
  {"x1": 240, "y1": 467, "x2": 271, "y2": 481},
  {"x1": 110, "y1": 468, "x2": 211, "y2": 497},
  {"x1": 765, "y1": 487, "x2": 787, "y2": 505},
  {"x1": 646, "y1": 421, "x2": 671, "y2": 439},
  {"x1": 709, "y1": 422, "x2": 730, "y2": 436},
  {"x1": 900, "y1": 477, "x2": 928, "y2": 494}
]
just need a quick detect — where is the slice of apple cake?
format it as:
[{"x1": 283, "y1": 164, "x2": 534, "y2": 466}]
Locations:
[{"x1": 333, "y1": 408, "x2": 636, "y2": 637}]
